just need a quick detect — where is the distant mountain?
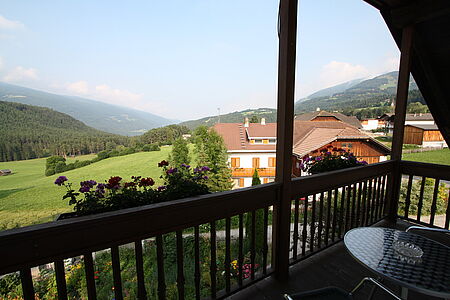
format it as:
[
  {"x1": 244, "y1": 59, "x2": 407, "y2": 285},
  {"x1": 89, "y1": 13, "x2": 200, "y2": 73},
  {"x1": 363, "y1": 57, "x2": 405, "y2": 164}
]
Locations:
[
  {"x1": 180, "y1": 108, "x2": 277, "y2": 129},
  {"x1": 294, "y1": 71, "x2": 419, "y2": 113},
  {"x1": 0, "y1": 101, "x2": 128, "y2": 161},
  {"x1": 0, "y1": 82, "x2": 176, "y2": 136},
  {"x1": 298, "y1": 78, "x2": 365, "y2": 102}
]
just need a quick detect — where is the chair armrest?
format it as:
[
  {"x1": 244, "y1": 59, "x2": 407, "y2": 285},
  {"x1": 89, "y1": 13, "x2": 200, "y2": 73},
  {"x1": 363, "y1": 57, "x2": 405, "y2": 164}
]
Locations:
[
  {"x1": 351, "y1": 277, "x2": 401, "y2": 300},
  {"x1": 406, "y1": 226, "x2": 450, "y2": 234}
]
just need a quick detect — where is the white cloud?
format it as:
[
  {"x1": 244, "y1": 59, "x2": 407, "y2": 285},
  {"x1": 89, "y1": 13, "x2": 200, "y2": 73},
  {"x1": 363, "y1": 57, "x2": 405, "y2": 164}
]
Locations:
[
  {"x1": 3, "y1": 66, "x2": 38, "y2": 82},
  {"x1": 319, "y1": 61, "x2": 370, "y2": 88},
  {"x1": 66, "y1": 80, "x2": 89, "y2": 94},
  {"x1": 0, "y1": 15, "x2": 25, "y2": 30}
]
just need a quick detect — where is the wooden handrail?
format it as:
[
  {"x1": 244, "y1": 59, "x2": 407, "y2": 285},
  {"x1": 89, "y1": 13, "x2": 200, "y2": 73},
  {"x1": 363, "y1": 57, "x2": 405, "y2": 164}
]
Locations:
[
  {"x1": 400, "y1": 160, "x2": 450, "y2": 180},
  {"x1": 291, "y1": 161, "x2": 394, "y2": 198},
  {"x1": 0, "y1": 183, "x2": 279, "y2": 275}
]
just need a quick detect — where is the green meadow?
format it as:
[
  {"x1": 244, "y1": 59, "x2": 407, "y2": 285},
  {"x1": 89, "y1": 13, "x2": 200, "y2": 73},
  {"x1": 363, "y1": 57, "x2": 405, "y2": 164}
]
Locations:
[
  {"x1": 402, "y1": 148, "x2": 450, "y2": 165},
  {"x1": 0, "y1": 147, "x2": 171, "y2": 230}
]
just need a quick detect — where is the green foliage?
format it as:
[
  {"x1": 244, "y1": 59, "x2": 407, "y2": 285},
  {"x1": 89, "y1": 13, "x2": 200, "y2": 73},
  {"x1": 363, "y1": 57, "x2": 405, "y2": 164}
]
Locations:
[
  {"x1": 140, "y1": 124, "x2": 190, "y2": 145},
  {"x1": 249, "y1": 115, "x2": 259, "y2": 123},
  {"x1": 302, "y1": 148, "x2": 368, "y2": 174},
  {"x1": 0, "y1": 101, "x2": 129, "y2": 162},
  {"x1": 407, "y1": 102, "x2": 429, "y2": 114},
  {"x1": 245, "y1": 170, "x2": 264, "y2": 257},
  {"x1": 169, "y1": 138, "x2": 190, "y2": 166},
  {"x1": 180, "y1": 108, "x2": 276, "y2": 130},
  {"x1": 402, "y1": 149, "x2": 450, "y2": 166},
  {"x1": 398, "y1": 178, "x2": 447, "y2": 216},
  {"x1": 193, "y1": 126, "x2": 233, "y2": 192},
  {"x1": 251, "y1": 169, "x2": 261, "y2": 186}
]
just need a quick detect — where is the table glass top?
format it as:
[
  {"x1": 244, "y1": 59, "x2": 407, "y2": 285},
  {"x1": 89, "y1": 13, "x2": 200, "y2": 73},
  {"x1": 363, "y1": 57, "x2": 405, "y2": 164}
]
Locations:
[{"x1": 344, "y1": 227, "x2": 450, "y2": 297}]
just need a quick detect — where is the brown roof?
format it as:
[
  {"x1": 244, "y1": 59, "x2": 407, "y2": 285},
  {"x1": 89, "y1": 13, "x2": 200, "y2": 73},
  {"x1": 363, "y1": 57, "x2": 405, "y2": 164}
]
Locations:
[
  {"x1": 212, "y1": 123, "x2": 276, "y2": 151},
  {"x1": 406, "y1": 124, "x2": 440, "y2": 131},
  {"x1": 246, "y1": 123, "x2": 276, "y2": 138},
  {"x1": 405, "y1": 113, "x2": 434, "y2": 121},
  {"x1": 292, "y1": 121, "x2": 390, "y2": 157},
  {"x1": 295, "y1": 111, "x2": 362, "y2": 128}
]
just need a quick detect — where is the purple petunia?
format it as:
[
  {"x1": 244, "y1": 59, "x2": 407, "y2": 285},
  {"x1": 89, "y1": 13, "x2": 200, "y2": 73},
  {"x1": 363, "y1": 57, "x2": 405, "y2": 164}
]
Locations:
[
  {"x1": 315, "y1": 156, "x2": 322, "y2": 161},
  {"x1": 54, "y1": 176, "x2": 68, "y2": 186},
  {"x1": 181, "y1": 163, "x2": 190, "y2": 168},
  {"x1": 157, "y1": 185, "x2": 167, "y2": 191},
  {"x1": 166, "y1": 167, "x2": 178, "y2": 174},
  {"x1": 79, "y1": 186, "x2": 90, "y2": 193},
  {"x1": 203, "y1": 176, "x2": 209, "y2": 180},
  {"x1": 201, "y1": 166, "x2": 210, "y2": 172}
]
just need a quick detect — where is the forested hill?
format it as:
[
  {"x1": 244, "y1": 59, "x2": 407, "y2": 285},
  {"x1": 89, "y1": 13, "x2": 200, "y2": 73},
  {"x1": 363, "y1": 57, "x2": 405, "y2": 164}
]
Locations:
[
  {"x1": 294, "y1": 71, "x2": 421, "y2": 113},
  {"x1": 0, "y1": 82, "x2": 176, "y2": 136},
  {"x1": 0, "y1": 101, "x2": 128, "y2": 161},
  {"x1": 180, "y1": 108, "x2": 277, "y2": 129}
]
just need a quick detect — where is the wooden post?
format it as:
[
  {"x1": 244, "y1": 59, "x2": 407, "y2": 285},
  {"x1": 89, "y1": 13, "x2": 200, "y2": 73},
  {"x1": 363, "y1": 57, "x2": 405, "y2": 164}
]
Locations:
[
  {"x1": 386, "y1": 25, "x2": 414, "y2": 221},
  {"x1": 273, "y1": 0, "x2": 298, "y2": 281}
]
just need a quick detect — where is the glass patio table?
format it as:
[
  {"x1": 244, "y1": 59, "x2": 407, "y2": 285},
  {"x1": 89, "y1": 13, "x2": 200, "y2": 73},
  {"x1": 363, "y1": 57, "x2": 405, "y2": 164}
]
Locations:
[{"x1": 344, "y1": 227, "x2": 450, "y2": 299}]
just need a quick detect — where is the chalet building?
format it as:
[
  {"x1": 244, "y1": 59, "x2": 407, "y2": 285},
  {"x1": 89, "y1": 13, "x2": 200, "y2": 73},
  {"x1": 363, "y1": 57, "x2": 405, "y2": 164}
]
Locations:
[
  {"x1": 294, "y1": 110, "x2": 362, "y2": 128},
  {"x1": 360, "y1": 118, "x2": 387, "y2": 131},
  {"x1": 403, "y1": 124, "x2": 448, "y2": 148},
  {"x1": 405, "y1": 113, "x2": 434, "y2": 125},
  {"x1": 214, "y1": 117, "x2": 389, "y2": 187},
  {"x1": 213, "y1": 118, "x2": 276, "y2": 188},
  {"x1": 291, "y1": 121, "x2": 391, "y2": 176}
]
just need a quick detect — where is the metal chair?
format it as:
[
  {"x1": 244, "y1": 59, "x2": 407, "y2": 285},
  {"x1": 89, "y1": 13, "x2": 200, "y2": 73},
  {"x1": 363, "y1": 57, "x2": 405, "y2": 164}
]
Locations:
[
  {"x1": 283, "y1": 277, "x2": 401, "y2": 300},
  {"x1": 406, "y1": 226, "x2": 450, "y2": 247}
]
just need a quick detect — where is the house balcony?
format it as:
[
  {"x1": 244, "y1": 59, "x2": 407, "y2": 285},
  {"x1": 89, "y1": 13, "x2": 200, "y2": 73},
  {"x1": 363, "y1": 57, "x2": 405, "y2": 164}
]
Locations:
[
  {"x1": 0, "y1": 160, "x2": 448, "y2": 299},
  {"x1": 231, "y1": 167, "x2": 276, "y2": 178}
]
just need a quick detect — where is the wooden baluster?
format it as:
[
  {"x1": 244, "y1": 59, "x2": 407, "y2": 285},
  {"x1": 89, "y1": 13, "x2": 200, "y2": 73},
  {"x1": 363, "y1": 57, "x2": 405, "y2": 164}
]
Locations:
[
  {"x1": 430, "y1": 179, "x2": 440, "y2": 225},
  {"x1": 134, "y1": 241, "x2": 147, "y2": 300},
  {"x1": 379, "y1": 175, "x2": 387, "y2": 218},
  {"x1": 404, "y1": 175, "x2": 413, "y2": 218},
  {"x1": 111, "y1": 246, "x2": 123, "y2": 300},
  {"x1": 374, "y1": 177, "x2": 383, "y2": 221},
  {"x1": 84, "y1": 252, "x2": 97, "y2": 300},
  {"x1": 317, "y1": 192, "x2": 324, "y2": 249},
  {"x1": 417, "y1": 176, "x2": 426, "y2": 221},
  {"x1": 345, "y1": 185, "x2": 351, "y2": 233},
  {"x1": 225, "y1": 217, "x2": 231, "y2": 293},
  {"x1": 325, "y1": 190, "x2": 332, "y2": 246},
  {"x1": 310, "y1": 194, "x2": 316, "y2": 253},
  {"x1": 194, "y1": 226, "x2": 201, "y2": 300},
  {"x1": 210, "y1": 221, "x2": 217, "y2": 299},
  {"x1": 366, "y1": 179, "x2": 373, "y2": 226},
  {"x1": 20, "y1": 268, "x2": 35, "y2": 300},
  {"x1": 360, "y1": 181, "x2": 368, "y2": 226},
  {"x1": 263, "y1": 207, "x2": 269, "y2": 274},
  {"x1": 338, "y1": 187, "x2": 346, "y2": 238},
  {"x1": 351, "y1": 184, "x2": 357, "y2": 229},
  {"x1": 292, "y1": 199, "x2": 300, "y2": 260},
  {"x1": 356, "y1": 182, "x2": 363, "y2": 227},
  {"x1": 176, "y1": 230, "x2": 185, "y2": 300},
  {"x1": 301, "y1": 196, "x2": 308, "y2": 256},
  {"x1": 54, "y1": 260, "x2": 68, "y2": 300},
  {"x1": 331, "y1": 188, "x2": 338, "y2": 242},
  {"x1": 238, "y1": 214, "x2": 244, "y2": 287},
  {"x1": 250, "y1": 211, "x2": 256, "y2": 280},
  {"x1": 156, "y1": 235, "x2": 166, "y2": 300},
  {"x1": 370, "y1": 178, "x2": 379, "y2": 224}
]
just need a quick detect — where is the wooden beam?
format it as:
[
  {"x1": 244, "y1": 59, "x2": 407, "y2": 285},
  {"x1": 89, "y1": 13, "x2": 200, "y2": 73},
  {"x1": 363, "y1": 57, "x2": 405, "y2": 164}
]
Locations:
[
  {"x1": 390, "y1": 0, "x2": 450, "y2": 28},
  {"x1": 273, "y1": 0, "x2": 298, "y2": 281},
  {"x1": 387, "y1": 25, "x2": 414, "y2": 220}
]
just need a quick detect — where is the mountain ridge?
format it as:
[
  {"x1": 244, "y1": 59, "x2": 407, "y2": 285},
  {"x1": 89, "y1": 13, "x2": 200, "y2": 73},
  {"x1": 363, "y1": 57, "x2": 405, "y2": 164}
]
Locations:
[{"x1": 0, "y1": 82, "x2": 176, "y2": 136}]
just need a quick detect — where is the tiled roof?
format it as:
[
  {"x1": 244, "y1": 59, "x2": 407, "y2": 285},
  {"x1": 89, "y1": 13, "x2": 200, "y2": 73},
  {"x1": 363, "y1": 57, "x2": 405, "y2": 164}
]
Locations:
[
  {"x1": 406, "y1": 124, "x2": 440, "y2": 131},
  {"x1": 246, "y1": 123, "x2": 277, "y2": 138},
  {"x1": 212, "y1": 123, "x2": 276, "y2": 151},
  {"x1": 295, "y1": 111, "x2": 362, "y2": 128},
  {"x1": 405, "y1": 113, "x2": 434, "y2": 121}
]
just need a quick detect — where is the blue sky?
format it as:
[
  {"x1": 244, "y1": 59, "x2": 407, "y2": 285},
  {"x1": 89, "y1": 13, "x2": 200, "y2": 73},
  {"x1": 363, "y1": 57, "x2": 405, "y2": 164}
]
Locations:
[{"x1": 0, "y1": 0, "x2": 399, "y2": 120}]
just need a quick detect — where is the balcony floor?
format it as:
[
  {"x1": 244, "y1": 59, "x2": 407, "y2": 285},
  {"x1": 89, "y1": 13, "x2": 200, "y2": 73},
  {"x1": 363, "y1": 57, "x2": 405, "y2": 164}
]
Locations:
[{"x1": 227, "y1": 219, "x2": 442, "y2": 300}]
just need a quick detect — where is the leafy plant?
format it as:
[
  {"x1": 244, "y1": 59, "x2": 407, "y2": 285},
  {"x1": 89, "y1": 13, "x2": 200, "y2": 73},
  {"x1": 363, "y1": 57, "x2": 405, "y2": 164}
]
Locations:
[{"x1": 301, "y1": 147, "x2": 368, "y2": 174}]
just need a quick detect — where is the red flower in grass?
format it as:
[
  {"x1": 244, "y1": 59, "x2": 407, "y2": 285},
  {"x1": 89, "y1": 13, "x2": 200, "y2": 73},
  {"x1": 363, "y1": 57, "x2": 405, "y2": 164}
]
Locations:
[
  {"x1": 139, "y1": 177, "x2": 155, "y2": 187},
  {"x1": 107, "y1": 176, "x2": 122, "y2": 189},
  {"x1": 158, "y1": 160, "x2": 169, "y2": 167}
]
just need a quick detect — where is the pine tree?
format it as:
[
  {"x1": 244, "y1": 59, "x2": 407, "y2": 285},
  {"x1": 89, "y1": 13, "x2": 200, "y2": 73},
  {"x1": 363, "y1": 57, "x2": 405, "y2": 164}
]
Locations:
[
  {"x1": 193, "y1": 126, "x2": 233, "y2": 192},
  {"x1": 245, "y1": 169, "x2": 265, "y2": 260},
  {"x1": 169, "y1": 137, "x2": 191, "y2": 166}
]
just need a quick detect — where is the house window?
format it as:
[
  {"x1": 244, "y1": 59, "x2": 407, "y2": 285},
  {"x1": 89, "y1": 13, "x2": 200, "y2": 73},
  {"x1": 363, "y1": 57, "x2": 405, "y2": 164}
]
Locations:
[
  {"x1": 239, "y1": 178, "x2": 244, "y2": 187},
  {"x1": 269, "y1": 139, "x2": 276, "y2": 143},
  {"x1": 231, "y1": 157, "x2": 240, "y2": 167},
  {"x1": 252, "y1": 157, "x2": 260, "y2": 168},
  {"x1": 263, "y1": 139, "x2": 269, "y2": 144},
  {"x1": 263, "y1": 178, "x2": 269, "y2": 184},
  {"x1": 250, "y1": 139, "x2": 255, "y2": 144},
  {"x1": 268, "y1": 157, "x2": 276, "y2": 167},
  {"x1": 254, "y1": 139, "x2": 262, "y2": 144}
]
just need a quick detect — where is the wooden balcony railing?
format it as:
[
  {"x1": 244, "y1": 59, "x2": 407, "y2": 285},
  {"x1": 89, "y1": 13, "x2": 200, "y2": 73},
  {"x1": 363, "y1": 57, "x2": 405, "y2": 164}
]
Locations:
[
  {"x1": 397, "y1": 161, "x2": 450, "y2": 229},
  {"x1": 231, "y1": 167, "x2": 276, "y2": 177},
  {"x1": 0, "y1": 161, "x2": 398, "y2": 300}
]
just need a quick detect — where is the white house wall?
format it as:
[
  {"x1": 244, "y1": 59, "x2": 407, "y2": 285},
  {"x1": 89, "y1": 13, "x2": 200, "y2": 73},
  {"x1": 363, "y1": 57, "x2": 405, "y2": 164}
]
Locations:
[{"x1": 228, "y1": 152, "x2": 276, "y2": 169}]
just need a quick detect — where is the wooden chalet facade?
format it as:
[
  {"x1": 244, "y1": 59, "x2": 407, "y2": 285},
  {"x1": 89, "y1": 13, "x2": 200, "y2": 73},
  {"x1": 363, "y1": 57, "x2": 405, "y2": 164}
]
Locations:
[
  {"x1": 403, "y1": 124, "x2": 447, "y2": 147},
  {"x1": 0, "y1": 1, "x2": 449, "y2": 300}
]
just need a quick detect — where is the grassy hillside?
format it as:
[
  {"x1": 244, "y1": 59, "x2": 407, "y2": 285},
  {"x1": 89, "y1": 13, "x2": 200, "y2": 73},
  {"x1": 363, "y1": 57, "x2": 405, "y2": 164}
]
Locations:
[
  {"x1": 402, "y1": 149, "x2": 450, "y2": 165},
  {"x1": 0, "y1": 82, "x2": 175, "y2": 136},
  {"x1": 0, "y1": 101, "x2": 129, "y2": 161},
  {"x1": 180, "y1": 108, "x2": 276, "y2": 129},
  {"x1": 0, "y1": 147, "x2": 172, "y2": 230}
]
